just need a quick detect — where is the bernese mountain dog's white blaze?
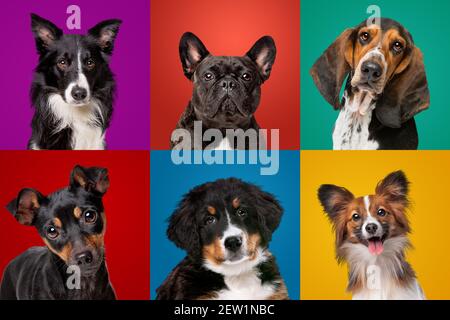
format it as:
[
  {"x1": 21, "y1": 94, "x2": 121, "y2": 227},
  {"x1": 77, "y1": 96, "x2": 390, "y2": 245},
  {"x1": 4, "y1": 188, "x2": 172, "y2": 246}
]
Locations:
[
  {"x1": 318, "y1": 170, "x2": 425, "y2": 300},
  {"x1": 156, "y1": 178, "x2": 289, "y2": 300}
]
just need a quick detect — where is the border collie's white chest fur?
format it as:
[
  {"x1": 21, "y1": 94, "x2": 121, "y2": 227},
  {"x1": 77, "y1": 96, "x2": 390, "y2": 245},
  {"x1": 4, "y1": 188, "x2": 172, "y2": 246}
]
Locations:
[
  {"x1": 48, "y1": 94, "x2": 105, "y2": 150},
  {"x1": 333, "y1": 91, "x2": 379, "y2": 150}
]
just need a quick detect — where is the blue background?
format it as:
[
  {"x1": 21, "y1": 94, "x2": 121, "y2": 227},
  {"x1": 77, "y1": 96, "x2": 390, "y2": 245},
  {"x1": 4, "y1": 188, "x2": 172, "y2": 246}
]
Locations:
[{"x1": 150, "y1": 151, "x2": 300, "y2": 299}]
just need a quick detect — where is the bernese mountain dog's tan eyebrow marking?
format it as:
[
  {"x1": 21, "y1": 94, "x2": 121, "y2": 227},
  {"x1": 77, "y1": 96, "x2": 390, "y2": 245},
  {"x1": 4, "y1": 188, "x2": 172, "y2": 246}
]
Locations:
[
  {"x1": 232, "y1": 197, "x2": 240, "y2": 208},
  {"x1": 207, "y1": 206, "x2": 216, "y2": 215}
]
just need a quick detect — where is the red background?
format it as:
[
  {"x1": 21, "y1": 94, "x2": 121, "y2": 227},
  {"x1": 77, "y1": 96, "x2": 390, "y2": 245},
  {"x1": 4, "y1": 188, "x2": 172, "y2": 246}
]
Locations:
[
  {"x1": 0, "y1": 151, "x2": 149, "y2": 300},
  {"x1": 150, "y1": 0, "x2": 300, "y2": 150}
]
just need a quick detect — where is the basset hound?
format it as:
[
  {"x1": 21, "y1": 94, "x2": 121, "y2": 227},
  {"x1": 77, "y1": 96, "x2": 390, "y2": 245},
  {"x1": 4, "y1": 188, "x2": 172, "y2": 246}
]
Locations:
[{"x1": 311, "y1": 18, "x2": 430, "y2": 150}]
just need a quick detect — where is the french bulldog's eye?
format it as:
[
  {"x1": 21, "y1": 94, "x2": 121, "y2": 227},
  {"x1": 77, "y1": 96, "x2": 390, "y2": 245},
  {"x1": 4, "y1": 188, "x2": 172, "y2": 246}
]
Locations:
[
  {"x1": 205, "y1": 215, "x2": 216, "y2": 225},
  {"x1": 47, "y1": 226, "x2": 60, "y2": 240},
  {"x1": 242, "y1": 73, "x2": 252, "y2": 81},
  {"x1": 236, "y1": 208, "x2": 247, "y2": 217},
  {"x1": 86, "y1": 58, "x2": 95, "y2": 69},
  {"x1": 359, "y1": 32, "x2": 370, "y2": 43},
  {"x1": 203, "y1": 73, "x2": 214, "y2": 81},
  {"x1": 83, "y1": 210, "x2": 98, "y2": 224},
  {"x1": 377, "y1": 208, "x2": 387, "y2": 217},
  {"x1": 352, "y1": 213, "x2": 361, "y2": 221}
]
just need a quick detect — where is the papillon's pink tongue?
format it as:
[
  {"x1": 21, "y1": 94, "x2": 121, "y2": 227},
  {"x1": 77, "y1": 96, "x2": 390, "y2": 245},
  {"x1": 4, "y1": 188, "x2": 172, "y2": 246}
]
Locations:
[{"x1": 368, "y1": 239, "x2": 384, "y2": 255}]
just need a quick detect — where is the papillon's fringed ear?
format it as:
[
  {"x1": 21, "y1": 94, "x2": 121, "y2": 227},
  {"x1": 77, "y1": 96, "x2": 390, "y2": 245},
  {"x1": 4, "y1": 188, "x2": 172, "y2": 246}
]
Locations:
[
  {"x1": 31, "y1": 13, "x2": 63, "y2": 54},
  {"x1": 246, "y1": 36, "x2": 277, "y2": 81},
  {"x1": 251, "y1": 185, "x2": 283, "y2": 243},
  {"x1": 310, "y1": 28, "x2": 355, "y2": 109},
  {"x1": 88, "y1": 19, "x2": 122, "y2": 55},
  {"x1": 70, "y1": 165, "x2": 110, "y2": 196},
  {"x1": 6, "y1": 188, "x2": 45, "y2": 226},
  {"x1": 179, "y1": 32, "x2": 210, "y2": 80},
  {"x1": 167, "y1": 189, "x2": 204, "y2": 257},
  {"x1": 375, "y1": 170, "x2": 410, "y2": 204},
  {"x1": 318, "y1": 184, "x2": 354, "y2": 221},
  {"x1": 376, "y1": 47, "x2": 430, "y2": 128}
]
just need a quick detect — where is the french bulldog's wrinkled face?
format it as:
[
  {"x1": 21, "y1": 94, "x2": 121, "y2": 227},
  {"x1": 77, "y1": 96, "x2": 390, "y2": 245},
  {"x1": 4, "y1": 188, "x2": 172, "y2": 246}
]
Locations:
[{"x1": 179, "y1": 32, "x2": 276, "y2": 127}]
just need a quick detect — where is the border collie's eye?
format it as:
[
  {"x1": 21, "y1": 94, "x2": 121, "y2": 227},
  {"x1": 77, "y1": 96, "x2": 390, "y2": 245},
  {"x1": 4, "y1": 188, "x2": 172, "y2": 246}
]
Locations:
[
  {"x1": 359, "y1": 32, "x2": 370, "y2": 43},
  {"x1": 203, "y1": 73, "x2": 214, "y2": 81},
  {"x1": 57, "y1": 59, "x2": 68, "y2": 70},
  {"x1": 47, "y1": 226, "x2": 59, "y2": 240},
  {"x1": 242, "y1": 73, "x2": 252, "y2": 81},
  {"x1": 83, "y1": 210, "x2": 98, "y2": 224},
  {"x1": 205, "y1": 215, "x2": 216, "y2": 225},
  {"x1": 86, "y1": 58, "x2": 95, "y2": 69},
  {"x1": 377, "y1": 208, "x2": 387, "y2": 217},
  {"x1": 392, "y1": 41, "x2": 404, "y2": 54},
  {"x1": 236, "y1": 208, "x2": 247, "y2": 217},
  {"x1": 352, "y1": 213, "x2": 361, "y2": 221}
]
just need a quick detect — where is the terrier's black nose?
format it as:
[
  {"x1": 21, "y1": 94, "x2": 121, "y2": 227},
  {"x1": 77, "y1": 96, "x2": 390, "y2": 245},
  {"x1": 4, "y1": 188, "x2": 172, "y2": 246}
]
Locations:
[
  {"x1": 75, "y1": 251, "x2": 93, "y2": 265},
  {"x1": 365, "y1": 223, "x2": 378, "y2": 235},
  {"x1": 361, "y1": 61, "x2": 382, "y2": 81},
  {"x1": 224, "y1": 236, "x2": 243, "y2": 252},
  {"x1": 71, "y1": 86, "x2": 88, "y2": 101}
]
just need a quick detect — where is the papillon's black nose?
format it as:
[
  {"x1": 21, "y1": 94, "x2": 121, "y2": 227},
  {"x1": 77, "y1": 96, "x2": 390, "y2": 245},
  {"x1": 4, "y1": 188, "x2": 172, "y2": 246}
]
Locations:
[
  {"x1": 224, "y1": 236, "x2": 242, "y2": 252},
  {"x1": 75, "y1": 251, "x2": 93, "y2": 265},
  {"x1": 365, "y1": 223, "x2": 378, "y2": 235},
  {"x1": 71, "y1": 86, "x2": 87, "y2": 101},
  {"x1": 361, "y1": 61, "x2": 382, "y2": 81}
]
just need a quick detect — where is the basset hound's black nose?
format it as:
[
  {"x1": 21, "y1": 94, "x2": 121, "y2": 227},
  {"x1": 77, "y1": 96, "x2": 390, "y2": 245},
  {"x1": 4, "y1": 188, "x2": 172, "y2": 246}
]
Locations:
[{"x1": 361, "y1": 61, "x2": 382, "y2": 81}]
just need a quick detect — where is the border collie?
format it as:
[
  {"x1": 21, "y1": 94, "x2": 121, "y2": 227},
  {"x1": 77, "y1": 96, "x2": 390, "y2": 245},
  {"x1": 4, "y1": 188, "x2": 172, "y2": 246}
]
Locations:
[{"x1": 28, "y1": 13, "x2": 121, "y2": 150}]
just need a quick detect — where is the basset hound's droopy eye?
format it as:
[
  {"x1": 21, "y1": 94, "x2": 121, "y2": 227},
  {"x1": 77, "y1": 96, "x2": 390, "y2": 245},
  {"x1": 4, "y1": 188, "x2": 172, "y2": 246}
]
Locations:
[
  {"x1": 392, "y1": 41, "x2": 404, "y2": 55},
  {"x1": 359, "y1": 31, "x2": 371, "y2": 43}
]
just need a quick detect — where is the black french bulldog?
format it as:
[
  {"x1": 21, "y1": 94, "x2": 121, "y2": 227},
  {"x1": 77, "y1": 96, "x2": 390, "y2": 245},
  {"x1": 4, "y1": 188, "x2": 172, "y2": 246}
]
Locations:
[{"x1": 171, "y1": 32, "x2": 276, "y2": 150}]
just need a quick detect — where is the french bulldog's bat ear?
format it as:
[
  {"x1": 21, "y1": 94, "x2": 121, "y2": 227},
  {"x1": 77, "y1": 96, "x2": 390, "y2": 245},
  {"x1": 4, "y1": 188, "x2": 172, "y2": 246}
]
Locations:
[
  {"x1": 70, "y1": 165, "x2": 110, "y2": 195},
  {"x1": 179, "y1": 32, "x2": 210, "y2": 80},
  {"x1": 31, "y1": 13, "x2": 63, "y2": 54},
  {"x1": 246, "y1": 36, "x2": 277, "y2": 81},
  {"x1": 7, "y1": 188, "x2": 45, "y2": 226},
  {"x1": 88, "y1": 19, "x2": 122, "y2": 55}
]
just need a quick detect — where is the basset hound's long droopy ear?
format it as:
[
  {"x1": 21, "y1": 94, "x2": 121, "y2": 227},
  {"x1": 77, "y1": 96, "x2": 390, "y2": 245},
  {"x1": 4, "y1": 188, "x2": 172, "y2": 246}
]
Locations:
[
  {"x1": 376, "y1": 47, "x2": 430, "y2": 128},
  {"x1": 310, "y1": 28, "x2": 355, "y2": 109}
]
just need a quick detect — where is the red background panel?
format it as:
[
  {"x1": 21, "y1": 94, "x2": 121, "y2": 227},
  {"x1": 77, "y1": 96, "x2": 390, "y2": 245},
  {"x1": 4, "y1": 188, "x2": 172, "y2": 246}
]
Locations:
[
  {"x1": 0, "y1": 151, "x2": 149, "y2": 300},
  {"x1": 150, "y1": 0, "x2": 300, "y2": 149}
]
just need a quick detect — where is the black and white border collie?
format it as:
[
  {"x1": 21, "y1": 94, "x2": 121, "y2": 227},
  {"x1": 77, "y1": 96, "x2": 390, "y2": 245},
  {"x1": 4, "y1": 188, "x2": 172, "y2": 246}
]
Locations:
[
  {"x1": 318, "y1": 171, "x2": 425, "y2": 299},
  {"x1": 28, "y1": 14, "x2": 121, "y2": 150},
  {"x1": 156, "y1": 178, "x2": 288, "y2": 300}
]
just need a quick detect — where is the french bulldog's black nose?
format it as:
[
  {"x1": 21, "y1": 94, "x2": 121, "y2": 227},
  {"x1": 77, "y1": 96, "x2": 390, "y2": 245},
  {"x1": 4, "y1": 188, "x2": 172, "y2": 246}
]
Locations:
[
  {"x1": 361, "y1": 61, "x2": 382, "y2": 81},
  {"x1": 75, "y1": 251, "x2": 93, "y2": 265},
  {"x1": 221, "y1": 79, "x2": 237, "y2": 92},
  {"x1": 225, "y1": 236, "x2": 242, "y2": 252},
  {"x1": 71, "y1": 86, "x2": 87, "y2": 101},
  {"x1": 365, "y1": 223, "x2": 378, "y2": 235}
]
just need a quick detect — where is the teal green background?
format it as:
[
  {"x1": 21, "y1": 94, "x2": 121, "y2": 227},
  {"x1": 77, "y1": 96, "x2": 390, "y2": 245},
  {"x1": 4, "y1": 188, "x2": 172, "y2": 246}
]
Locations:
[{"x1": 301, "y1": 0, "x2": 450, "y2": 149}]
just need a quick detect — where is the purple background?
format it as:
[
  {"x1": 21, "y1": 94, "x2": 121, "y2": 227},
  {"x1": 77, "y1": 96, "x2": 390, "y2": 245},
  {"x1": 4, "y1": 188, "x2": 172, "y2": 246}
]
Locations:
[{"x1": 0, "y1": 0, "x2": 150, "y2": 149}]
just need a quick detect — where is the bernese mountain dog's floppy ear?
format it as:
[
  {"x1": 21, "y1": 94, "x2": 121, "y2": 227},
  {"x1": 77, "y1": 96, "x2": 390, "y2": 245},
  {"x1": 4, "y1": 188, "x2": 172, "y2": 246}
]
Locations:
[
  {"x1": 250, "y1": 185, "x2": 283, "y2": 242},
  {"x1": 167, "y1": 187, "x2": 205, "y2": 257},
  {"x1": 376, "y1": 47, "x2": 430, "y2": 128},
  {"x1": 310, "y1": 28, "x2": 356, "y2": 109}
]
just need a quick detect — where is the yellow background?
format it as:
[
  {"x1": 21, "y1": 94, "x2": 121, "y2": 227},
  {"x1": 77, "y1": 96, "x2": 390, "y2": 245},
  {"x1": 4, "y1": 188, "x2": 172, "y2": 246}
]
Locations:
[{"x1": 301, "y1": 151, "x2": 450, "y2": 300}]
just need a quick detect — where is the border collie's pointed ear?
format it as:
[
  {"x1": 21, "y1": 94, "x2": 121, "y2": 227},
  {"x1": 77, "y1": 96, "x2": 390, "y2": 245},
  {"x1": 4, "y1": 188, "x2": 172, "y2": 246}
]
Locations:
[
  {"x1": 375, "y1": 170, "x2": 409, "y2": 204},
  {"x1": 310, "y1": 28, "x2": 355, "y2": 109},
  {"x1": 6, "y1": 188, "x2": 45, "y2": 226},
  {"x1": 250, "y1": 185, "x2": 283, "y2": 242},
  {"x1": 31, "y1": 13, "x2": 63, "y2": 54},
  {"x1": 88, "y1": 19, "x2": 122, "y2": 55},
  {"x1": 70, "y1": 165, "x2": 110, "y2": 196},
  {"x1": 167, "y1": 187, "x2": 204, "y2": 257},
  {"x1": 246, "y1": 36, "x2": 277, "y2": 81},
  {"x1": 318, "y1": 184, "x2": 354, "y2": 221},
  {"x1": 179, "y1": 32, "x2": 210, "y2": 80},
  {"x1": 376, "y1": 48, "x2": 430, "y2": 128}
]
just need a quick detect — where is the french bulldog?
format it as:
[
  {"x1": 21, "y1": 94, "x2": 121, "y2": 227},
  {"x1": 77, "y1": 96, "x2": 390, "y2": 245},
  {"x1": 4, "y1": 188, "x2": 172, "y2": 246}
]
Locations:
[{"x1": 171, "y1": 32, "x2": 276, "y2": 150}]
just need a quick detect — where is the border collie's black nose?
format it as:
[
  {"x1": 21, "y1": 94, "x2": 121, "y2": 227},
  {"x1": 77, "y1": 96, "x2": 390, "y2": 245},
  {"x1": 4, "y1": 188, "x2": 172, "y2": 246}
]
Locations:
[
  {"x1": 224, "y1": 236, "x2": 242, "y2": 252},
  {"x1": 75, "y1": 251, "x2": 93, "y2": 265},
  {"x1": 71, "y1": 86, "x2": 87, "y2": 101},
  {"x1": 361, "y1": 61, "x2": 382, "y2": 81},
  {"x1": 365, "y1": 223, "x2": 378, "y2": 235}
]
